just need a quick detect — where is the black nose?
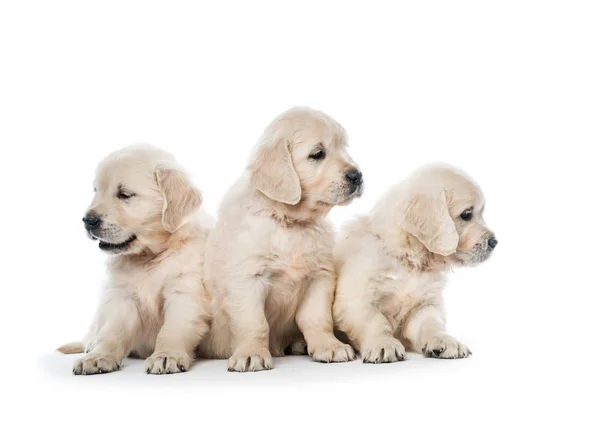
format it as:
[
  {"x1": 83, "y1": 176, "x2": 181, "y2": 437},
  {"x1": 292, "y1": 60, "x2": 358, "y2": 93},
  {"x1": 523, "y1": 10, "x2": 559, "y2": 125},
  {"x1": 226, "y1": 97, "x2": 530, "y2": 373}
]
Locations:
[
  {"x1": 83, "y1": 213, "x2": 101, "y2": 230},
  {"x1": 488, "y1": 237, "x2": 498, "y2": 249},
  {"x1": 345, "y1": 168, "x2": 363, "y2": 186}
]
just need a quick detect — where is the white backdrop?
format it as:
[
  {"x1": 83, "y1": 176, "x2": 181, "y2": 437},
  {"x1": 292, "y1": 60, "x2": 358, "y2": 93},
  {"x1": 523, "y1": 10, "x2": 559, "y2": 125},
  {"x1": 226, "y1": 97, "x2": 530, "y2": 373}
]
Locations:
[{"x1": 1, "y1": 1, "x2": 598, "y2": 443}]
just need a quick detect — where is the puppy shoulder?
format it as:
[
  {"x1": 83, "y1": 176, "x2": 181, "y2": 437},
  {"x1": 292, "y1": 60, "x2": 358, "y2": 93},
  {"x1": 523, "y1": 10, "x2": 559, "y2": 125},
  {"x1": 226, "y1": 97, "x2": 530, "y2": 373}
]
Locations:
[
  {"x1": 340, "y1": 215, "x2": 370, "y2": 239},
  {"x1": 336, "y1": 215, "x2": 372, "y2": 254},
  {"x1": 335, "y1": 216, "x2": 383, "y2": 273}
]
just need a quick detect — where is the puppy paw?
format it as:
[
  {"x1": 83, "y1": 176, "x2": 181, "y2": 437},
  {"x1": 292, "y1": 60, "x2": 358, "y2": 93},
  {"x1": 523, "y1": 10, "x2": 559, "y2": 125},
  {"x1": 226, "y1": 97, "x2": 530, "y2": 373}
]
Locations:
[
  {"x1": 228, "y1": 349, "x2": 273, "y2": 372},
  {"x1": 73, "y1": 353, "x2": 121, "y2": 375},
  {"x1": 310, "y1": 340, "x2": 356, "y2": 363},
  {"x1": 145, "y1": 351, "x2": 192, "y2": 375},
  {"x1": 361, "y1": 338, "x2": 406, "y2": 363},
  {"x1": 285, "y1": 339, "x2": 308, "y2": 355},
  {"x1": 422, "y1": 335, "x2": 471, "y2": 359}
]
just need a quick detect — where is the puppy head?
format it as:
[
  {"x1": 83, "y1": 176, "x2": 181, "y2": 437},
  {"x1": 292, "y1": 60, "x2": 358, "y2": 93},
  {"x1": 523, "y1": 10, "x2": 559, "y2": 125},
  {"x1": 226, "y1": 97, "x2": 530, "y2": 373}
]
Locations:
[
  {"x1": 83, "y1": 144, "x2": 202, "y2": 255},
  {"x1": 397, "y1": 164, "x2": 497, "y2": 266},
  {"x1": 248, "y1": 107, "x2": 363, "y2": 214}
]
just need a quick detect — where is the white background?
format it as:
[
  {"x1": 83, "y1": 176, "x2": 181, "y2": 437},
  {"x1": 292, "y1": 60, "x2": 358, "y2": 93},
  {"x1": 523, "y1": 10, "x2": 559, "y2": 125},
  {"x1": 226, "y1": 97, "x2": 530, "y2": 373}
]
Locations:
[{"x1": 1, "y1": 1, "x2": 598, "y2": 443}]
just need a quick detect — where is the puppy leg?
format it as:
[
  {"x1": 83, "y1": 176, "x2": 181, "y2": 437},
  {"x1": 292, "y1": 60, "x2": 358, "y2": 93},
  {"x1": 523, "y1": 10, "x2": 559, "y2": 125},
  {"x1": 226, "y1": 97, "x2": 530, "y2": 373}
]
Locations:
[
  {"x1": 405, "y1": 306, "x2": 471, "y2": 359},
  {"x1": 337, "y1": 301, "x2": 405, "y2": 363},
  {"x1": 145, "y1": 285, "x2": 211, "y2": 375},
  {"x1": 72, "y1": 293, "x2": 139, "y2": 375},
  {"x1": 227, "y1": 277, "x2": 273, "y2": 372},
  {"x1": 296, "y1": 273, "x2": 356, "y2": 363}
]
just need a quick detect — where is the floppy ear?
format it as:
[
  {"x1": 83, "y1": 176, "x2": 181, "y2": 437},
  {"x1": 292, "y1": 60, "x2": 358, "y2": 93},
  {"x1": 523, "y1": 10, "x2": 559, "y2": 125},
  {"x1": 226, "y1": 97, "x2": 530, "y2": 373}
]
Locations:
[
  {"x1": 155, "y1": 165, "x2": 202, "y2": 233},
  {"x1": 248, "y1": 134, "x2": 301, "y2": 205},
  {"x1": 400, "y1": 188, "x2": 458, "y2": 256}
]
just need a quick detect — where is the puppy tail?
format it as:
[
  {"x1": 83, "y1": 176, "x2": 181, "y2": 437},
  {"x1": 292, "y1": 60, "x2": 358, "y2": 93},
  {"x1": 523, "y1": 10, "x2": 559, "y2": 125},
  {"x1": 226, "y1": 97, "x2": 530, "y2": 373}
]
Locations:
[{"x1": 57, "y1": 342, "x2": 85, "y2": 354}]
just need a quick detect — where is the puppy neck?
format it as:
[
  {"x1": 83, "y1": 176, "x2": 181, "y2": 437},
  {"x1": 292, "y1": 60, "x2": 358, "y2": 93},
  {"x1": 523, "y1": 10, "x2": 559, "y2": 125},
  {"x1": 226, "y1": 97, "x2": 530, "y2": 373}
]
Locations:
[
  {"x1": 368, "y1": 216, "x2": 449, "y2": 273},
  {"x1": 113, "y1": 221, "x2": 199, "y2": 266},
  {"x1": 253, "y1": 190, "x2": 330, "y2": 227}
]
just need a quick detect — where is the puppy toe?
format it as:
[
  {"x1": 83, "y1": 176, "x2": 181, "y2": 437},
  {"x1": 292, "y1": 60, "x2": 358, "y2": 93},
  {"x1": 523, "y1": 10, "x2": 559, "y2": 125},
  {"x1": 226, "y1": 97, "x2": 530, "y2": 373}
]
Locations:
[
  {"x1": 457, "y1": 342, "x2": 472, "y2": 358},
  {"x1": 422, "y1": 335, "x2": 471, "y2": 359},
  {"x1": 73, "y1": 353, "x2": 121, "y2": 375},
  {"x1": 362, "y1": 338, "x2": 406, "y2": 364},
  {"x1": 227, "y1": 349, "x2": 273, "y2": 372},
  {"x1": 145, "y1": 351, "x2": 191, "y2": 375},
  {"x1": 311, "y1": 341, "x2": 356, "y2": 363},
  {"x1": 332, "y1": 344, "x2": 356, "y2": 362}
]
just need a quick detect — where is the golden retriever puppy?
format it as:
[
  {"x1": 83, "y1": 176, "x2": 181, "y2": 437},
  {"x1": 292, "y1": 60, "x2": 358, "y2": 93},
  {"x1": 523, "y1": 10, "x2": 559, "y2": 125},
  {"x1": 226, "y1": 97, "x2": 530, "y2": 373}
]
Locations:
[
  {"x1": 333, "y1": 163, "x2": 497, "y2": 362},
  {"x1": 201, "y1": 107, "x2": 363, "y2": 371},
  {"x1": 58, "y1": 144, "x2": 214, "y2": 375}
]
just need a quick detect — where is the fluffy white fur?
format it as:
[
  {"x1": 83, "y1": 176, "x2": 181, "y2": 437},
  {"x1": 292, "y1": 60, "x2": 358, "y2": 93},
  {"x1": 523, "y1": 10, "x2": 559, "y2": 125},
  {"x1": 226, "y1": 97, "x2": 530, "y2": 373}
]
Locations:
[
  {"x1": 201, "y1": 107, "x2": 363, "y2": 371},
  {"x1": 58, "y1": 144, "x2": 214, "y2": 375},
  {"x1": 333, "y1": 163, "x2": 497, "y2": 363}
]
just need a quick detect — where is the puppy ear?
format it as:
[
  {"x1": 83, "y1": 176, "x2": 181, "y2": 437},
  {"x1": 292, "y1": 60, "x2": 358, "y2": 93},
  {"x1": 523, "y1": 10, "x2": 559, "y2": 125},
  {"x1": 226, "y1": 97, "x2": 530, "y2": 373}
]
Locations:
[
  {"x1": 400, "y1": 189, "x2": 458, "y2": 256},
  {"x1": 155, "y1": 165, "x2": 202, "y2": 233},
  {"x1": 248, "y1": 134, "x2": 301, "y2": 205}
]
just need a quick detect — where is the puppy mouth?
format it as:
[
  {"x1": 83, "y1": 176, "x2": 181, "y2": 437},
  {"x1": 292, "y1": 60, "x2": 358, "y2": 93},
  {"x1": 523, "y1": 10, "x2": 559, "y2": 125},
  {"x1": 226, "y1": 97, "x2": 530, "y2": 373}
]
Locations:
[
  {"x1": 98, "y1": 235, "x2": 137, "y2": 251},
  {"x1": 351, "y1": 183, "x2": 364, "y2": 197},
  {"x1": 339, "y1": 183, "x2": 363, "y2": 203},
  {"x1": 313, "y1": 183, "x2": 365, "y2": 207},
  {"x1": 89, "y1": 232, "x2": 137, "y2": 252},
  {"x1": 469, "y1": 244, "x2": 494, "y2": 264}
]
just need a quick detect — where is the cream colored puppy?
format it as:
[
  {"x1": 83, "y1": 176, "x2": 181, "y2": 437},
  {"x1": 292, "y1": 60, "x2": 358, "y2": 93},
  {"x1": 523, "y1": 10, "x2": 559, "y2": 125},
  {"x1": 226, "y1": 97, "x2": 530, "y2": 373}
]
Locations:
[
  {"x1": 334, "y1": 163, "x2": 497, "y2": 362},
  {"x1": 202, "y1": 107, "x2": 363, "y2": 371},
  {"x1": 58, "y1": 144, "x2": 213, "y2": 375}
]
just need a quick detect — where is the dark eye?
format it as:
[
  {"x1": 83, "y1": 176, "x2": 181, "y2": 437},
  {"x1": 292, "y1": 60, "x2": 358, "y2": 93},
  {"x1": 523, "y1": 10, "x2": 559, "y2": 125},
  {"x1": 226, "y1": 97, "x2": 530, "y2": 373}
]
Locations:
[
  {"x1": 309, "y1": 148, "x2": 326, "y2": 160},
  {"x1": 460, "y1": 210, "x2": 473, "y2": 221},
  {"x1": 118, "y1": 191, "x2": 134, "y2": 200}
]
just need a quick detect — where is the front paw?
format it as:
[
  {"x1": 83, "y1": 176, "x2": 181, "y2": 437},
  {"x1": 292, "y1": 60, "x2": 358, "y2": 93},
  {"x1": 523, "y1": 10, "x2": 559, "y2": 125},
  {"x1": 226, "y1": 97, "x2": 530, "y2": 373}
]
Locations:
[
  {"x1": 228, "y1": 348, "x2": 273, "y2": 372},
  {"x1": 422, "y1": 335, "x2": 471, "y2": 359},
  {"x1": 145, "y1": 351, "x2": 192, "y2": 375},
  {"x1": 73, "y1": 353, "x2": 122, "y2": 375},
  {"x1": 310, "y1": 340, "x2": 356, "y2": 363},
  {"x1": 362, "y1": 338, "x2": 406, "y2": 363}
]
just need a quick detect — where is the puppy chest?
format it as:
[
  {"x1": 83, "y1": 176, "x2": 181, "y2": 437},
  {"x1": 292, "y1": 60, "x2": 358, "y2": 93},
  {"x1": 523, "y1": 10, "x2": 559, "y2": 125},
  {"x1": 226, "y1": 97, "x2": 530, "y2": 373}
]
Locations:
[
  {"x1": 115, "y1": 269, "x2": 165, "y2": 318},
  {"x1": 260, "y1": 235, "x2": 328, "y2": 312},
  {"x1": 277, "y1": 249, "x2": 315, "y2": 282},
  {"x1": 267, "y1": 233, "x2": 326, "y2": 281}
]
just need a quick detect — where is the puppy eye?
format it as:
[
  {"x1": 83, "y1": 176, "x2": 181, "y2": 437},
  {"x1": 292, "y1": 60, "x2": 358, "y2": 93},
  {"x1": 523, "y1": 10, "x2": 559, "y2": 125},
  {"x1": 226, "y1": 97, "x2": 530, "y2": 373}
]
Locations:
[
  {"x1": 118, "y1": 191, "x2": 134, "y2": 200},
  {"x1": 460, "y1": 210, "x2": 473, "y2": 221},
  {"x1": 309, "y1": 149, "x2": 326, "y2": 160}
]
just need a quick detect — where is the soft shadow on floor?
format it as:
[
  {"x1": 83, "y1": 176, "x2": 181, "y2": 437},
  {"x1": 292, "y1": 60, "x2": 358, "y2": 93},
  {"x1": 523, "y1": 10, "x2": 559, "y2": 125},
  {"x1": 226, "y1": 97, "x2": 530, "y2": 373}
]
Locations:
[{"x1": 39, "y1": 350, "x2": 477, "y2": 390}]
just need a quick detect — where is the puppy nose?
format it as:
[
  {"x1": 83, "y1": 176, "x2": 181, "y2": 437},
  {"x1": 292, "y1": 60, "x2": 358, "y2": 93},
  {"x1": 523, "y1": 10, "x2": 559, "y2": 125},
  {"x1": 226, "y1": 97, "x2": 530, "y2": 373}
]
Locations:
[
  {"x1": 345, "y1": 168, "x2": 363, "y2": 186},
  {"x1": 488, "y1": 237, "x2": 498, "y2": 249},
  {"x1": 82, "y1": 213, "x2": 101, "y2": 230}
]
